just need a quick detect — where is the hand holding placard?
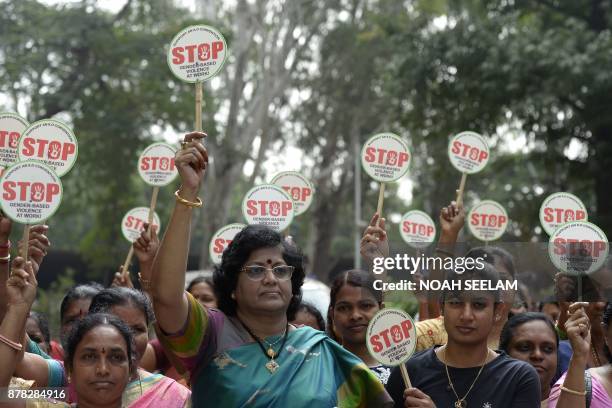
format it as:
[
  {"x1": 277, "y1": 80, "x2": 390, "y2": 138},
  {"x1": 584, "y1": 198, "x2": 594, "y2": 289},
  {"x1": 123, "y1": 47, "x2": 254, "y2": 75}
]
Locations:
[
  {"x1": 366, "y1": 309, "x2": 417, "y2": 389},
  {"x1": 120, "y1": 207, "x2": 161, "y2": 276},
  {"x1": 361, "y1": 133, "x2": 411, "y2": 227},
  {"x1": 270, "y1": 171, "x2": 314, "y2": 217},
  {"x1": 448, "y1": 131, "x2": 489, "y2": 207},
  {"x1": 175, "y1": 132, "x2": 208, "y2": 198},
  {"x1": 209, "y1": 223, "x2": 245, "y2": 265},
  {"x1": 360, "y1": 213, "x2": 389, "y2": 264},
  {"x1": 0, "y1": 161, "x2": 63, "y2": 261},
  {"x1": 0, "y1": 112, "x2": 28, "y2": 170},
  {"x1": 539, "y1": 192, "x2": 588, "y2": 236},
  {"x1": 467, "y1": 200, "x2": 508, "y2": 242}
]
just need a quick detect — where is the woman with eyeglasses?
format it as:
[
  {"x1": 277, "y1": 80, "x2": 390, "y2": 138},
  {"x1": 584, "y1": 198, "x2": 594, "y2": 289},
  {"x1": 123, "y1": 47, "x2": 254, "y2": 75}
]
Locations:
[{"x1": 149, "y1": 132, "x2": 392, "y2": 407}]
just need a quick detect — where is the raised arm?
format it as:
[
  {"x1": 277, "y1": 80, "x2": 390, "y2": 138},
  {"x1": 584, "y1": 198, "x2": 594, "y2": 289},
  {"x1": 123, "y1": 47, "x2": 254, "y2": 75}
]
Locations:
[
  {"x1": 1, "y1": 258, "x2": 36, "y2": 388},
  {"x1": 549, "y1": 302, "x2": 590, "y2": 408},
  {"x1": 0, "y1": 215, "x2": 13, "y2": 324},
  {"x1": 151, "y1": 131, "x2": 208, "y2": 334}
]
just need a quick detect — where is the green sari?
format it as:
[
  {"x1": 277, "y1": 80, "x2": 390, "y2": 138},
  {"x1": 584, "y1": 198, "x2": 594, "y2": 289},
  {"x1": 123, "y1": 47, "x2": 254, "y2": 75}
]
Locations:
[{"x1": 159, "y1": 293, "x2": 392, "y2": 407}]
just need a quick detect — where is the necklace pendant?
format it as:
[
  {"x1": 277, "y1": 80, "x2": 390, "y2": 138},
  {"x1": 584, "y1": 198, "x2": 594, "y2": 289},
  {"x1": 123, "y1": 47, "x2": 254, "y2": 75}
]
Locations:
[
  {"x1": 454, "y1": 400, "x2": 466, "y2": 408},
  {"x1": 267, "y1": 347, "x2": 275, "y2": 358},
  {"x1": 265, "y1": 359, "x2": 279, "y2": 373}
]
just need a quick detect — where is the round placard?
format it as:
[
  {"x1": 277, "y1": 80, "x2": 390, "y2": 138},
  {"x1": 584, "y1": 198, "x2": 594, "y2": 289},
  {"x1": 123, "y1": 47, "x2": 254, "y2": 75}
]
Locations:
[
  {"x1": 242, "y1": 184, "x2": 295, "y2": 232},
  {"x1": 209, "y1": 223, "x2": 246, "y2": 264},
  {"x1": 0, "y1": 112, "x2": 28, "y2": 168},
  {"x1": 467, "y1": 200, "x2": 508, "y2": 242},
  {"x1": 18, "y1": 119, "x2": 78, "y2": 177},
  {"x1": 539, "y1": 192, "x2": 588, "y2": 236},
  {"x1": 360, "y1": 133, "x2": 411, "y2": 183},
  {"x1": 548, "y1": 221, "x2": 609, "y2": 276},
  {"x1": 137, "y1": 142, "x2": 178, "y2": 186},
  {"x1": 448, "y1": 131, "x2": 489, "y2": 174},
  {"x1": 121, "y1": 207, "x2": 162, "y2": 243},
  {"x1": 0, "y1": 161, "x2": 63, "y2": 224},
  {"x1": 269, "y1": 171, "x2": 314, "y2": 216},
  {"x1": 366, "y1": 308, "x2": 417, "y2": 367},
  {"x1": 167, "y1": 25, "x2": 228, "y2": 83},
  {"x1": 399, "y1": 210, "x2": 436, "y2": 249}
]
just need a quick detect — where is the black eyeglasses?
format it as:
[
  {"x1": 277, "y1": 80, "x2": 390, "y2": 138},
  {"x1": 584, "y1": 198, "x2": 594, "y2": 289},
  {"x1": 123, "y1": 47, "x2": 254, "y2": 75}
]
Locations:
[{"x1": 241, "y1": 265, "x2": 294, "y2": 281}]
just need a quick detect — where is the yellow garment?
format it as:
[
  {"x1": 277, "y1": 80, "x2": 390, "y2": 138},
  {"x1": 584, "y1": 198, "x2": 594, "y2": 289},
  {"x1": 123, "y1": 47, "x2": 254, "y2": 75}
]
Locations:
[{"x1": 415, "y1": 316, "x2": 447, "y2": 351}]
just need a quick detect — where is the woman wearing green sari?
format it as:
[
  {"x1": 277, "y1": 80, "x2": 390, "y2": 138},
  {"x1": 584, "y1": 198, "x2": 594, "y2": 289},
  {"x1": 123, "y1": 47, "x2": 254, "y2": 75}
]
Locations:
[{"x1": 150, "y1": 132, "x2": 392, "y2": 407}]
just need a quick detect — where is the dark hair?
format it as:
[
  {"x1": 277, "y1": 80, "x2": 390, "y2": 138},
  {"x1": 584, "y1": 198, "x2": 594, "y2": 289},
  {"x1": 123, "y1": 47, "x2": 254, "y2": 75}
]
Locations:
[
  {"x1": 295, "y1": 302, "x2": 326, "y2": 331},
  {"x1": 499, "y1": 312, "x2": 559, "y2": 352},
  {"x1": 186, "y1": 276, "x2": 215, "y2": 293},
  {"x1": 214, "y1": 225, "x2": 305, "y2": 320},
  {"x1": 467, "y1": 246, "x2": 516, "y2": 279},
  {"x1": 65, "y1": 313, "x2": 136, "y2": 375},
  {"x1": 28, "y1": 311, "x2": 51, "y2": 344},
  {"x1": 538, "y1": 296, "x2": 559, "y2": 312},
  {"x1": 327, "y1": 269, "x2": 383, "y2": 342},
  {"x1": 89, "y1": 287, "x2": 154, "y2": 326},
  {"x1": 603, "y1": 302, "x2": 612, "y2": 363},
  {"x1": 441, "y1": 261, "x2": 502, "y2": 303},
  {"x1": 60, "y1": 283, "x2": 104, "y2": 321}
]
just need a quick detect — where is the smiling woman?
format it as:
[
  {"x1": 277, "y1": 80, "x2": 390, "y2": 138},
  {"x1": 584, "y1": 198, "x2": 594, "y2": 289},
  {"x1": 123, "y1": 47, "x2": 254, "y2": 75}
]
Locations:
[{"x1": 327, "y1": 270, "x2": 389, "y2": 384}]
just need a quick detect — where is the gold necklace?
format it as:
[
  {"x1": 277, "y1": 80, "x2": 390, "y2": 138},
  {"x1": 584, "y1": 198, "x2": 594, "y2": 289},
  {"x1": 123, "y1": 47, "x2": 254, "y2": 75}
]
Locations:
[
  {"x1": 443, "y1": 347, "x2": 490, "y2": 408},
  {"x1": 240, "y1": 320, "x2": 289, "y2": 374}
]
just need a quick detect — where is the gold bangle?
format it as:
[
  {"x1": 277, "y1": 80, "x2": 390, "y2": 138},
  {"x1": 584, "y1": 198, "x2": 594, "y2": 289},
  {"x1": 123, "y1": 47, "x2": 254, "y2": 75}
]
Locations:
[
  {"x1": 174, "y1": 190, "x2": 203, "y2": 208},
  {"x1": 560, "y1": 385, "x2": 586, "y2": 396}
]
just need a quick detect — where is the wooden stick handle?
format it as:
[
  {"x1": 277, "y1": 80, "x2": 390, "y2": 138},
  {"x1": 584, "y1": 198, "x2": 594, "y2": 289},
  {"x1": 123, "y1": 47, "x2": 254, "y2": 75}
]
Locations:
[
  {"x1": 456, "y1": 173, "x2": 467, "y2": 207},
  {"x1": 376, "y1": 182, "x2": 386, "y2": 220},
  {"x1": 145, "y1": 187, "x2": 159, "y2": 239},
  {"x1": 400, "y1": 363, "x2": 412, "y2": 388},
  {"x1": 21, "y1": 224, "x2": 30, "y2": 260},
  {"x1": 121, "y1": 246, "x2": 134, "y2": 277},
  {"x1": 195, "y1": 82, "x2": 203, "y2": 132}
]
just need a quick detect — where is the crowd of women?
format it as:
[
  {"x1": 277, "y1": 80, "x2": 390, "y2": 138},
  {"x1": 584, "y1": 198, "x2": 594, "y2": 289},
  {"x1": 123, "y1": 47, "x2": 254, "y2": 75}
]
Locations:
[{"x1": 0, "y1": 131, "x2": 611, "y2": 407}]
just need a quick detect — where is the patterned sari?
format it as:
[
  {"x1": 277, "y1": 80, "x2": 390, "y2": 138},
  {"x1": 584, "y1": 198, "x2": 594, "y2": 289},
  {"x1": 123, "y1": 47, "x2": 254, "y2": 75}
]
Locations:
[
  {"x1": 124, "y1": 372, "x2": 191, "y2": 407},
  {"x1": 159, "y1": 293, "x2": 392, "y2": 407}
]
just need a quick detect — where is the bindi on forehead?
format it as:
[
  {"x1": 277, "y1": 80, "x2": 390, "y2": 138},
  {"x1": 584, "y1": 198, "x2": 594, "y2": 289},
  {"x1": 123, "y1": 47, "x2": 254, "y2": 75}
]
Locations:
[{"x1": 266, "y1": 259, "x2": 273, "y2": 264}]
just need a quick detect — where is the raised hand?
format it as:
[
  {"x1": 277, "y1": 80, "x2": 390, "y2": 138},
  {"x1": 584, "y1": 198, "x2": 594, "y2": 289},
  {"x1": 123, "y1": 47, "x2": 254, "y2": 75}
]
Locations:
[
  {"x1": 6, "y1": 257, "x2": 37, "y2": 308},
  {"x1": 565, "y1": 302, "x2": 591, "y2": 359},
  {"x1": 133, "y1": 224, "x2": 160, "y2": 270},
  {"x1": 176, "y1": 131, "x2": 208, "y2": 197},
  {"x1": 360, "y1": 213, "x2": 389, "y2": 264},
  {"x1": 439, "y1": 201, "x2": 465, "y2": 242},
  {"x1": 112, "y1": 266, "x2": 134, "y2": 288},
  {"x1": 0, "y1": 213, "x2": 12, "y2": 245}
]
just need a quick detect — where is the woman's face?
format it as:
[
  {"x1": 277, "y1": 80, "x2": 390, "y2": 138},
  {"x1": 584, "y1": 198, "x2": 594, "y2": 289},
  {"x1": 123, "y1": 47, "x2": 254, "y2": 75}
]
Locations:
[
  {"x1": 332, "y1": 284, "x2": 381, "y2": 345},
  {"x1": 110, "y1": 304, "x2": 148, "y2": 365},
  {"x1": 70, "y1": 325, "x2": 131, "y2": 407},
  {"x1": 234, "y1": 245, "x2": 293, "y2": 317},
  {"x1": 586, "y1": 302, "x2": 606, "y2": 325},
  {"x1": 61, "y1": 298, "x2": 92, "y2": 345},
  {"x1": 190, "y1": 282, "x2": 218, "y2": 309},
  {"x1": 443, "y1": 292, "x2": 499, "y2": 346},
  {"x1": 26, "y1": 317, "x2": 49, "y2": 354},
  {"x1": 506, "y1": 320, "x2": 557, "y2": 392},
  {"x1": 292, "y1": 309, "x2": 322, "y2": 331}
]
